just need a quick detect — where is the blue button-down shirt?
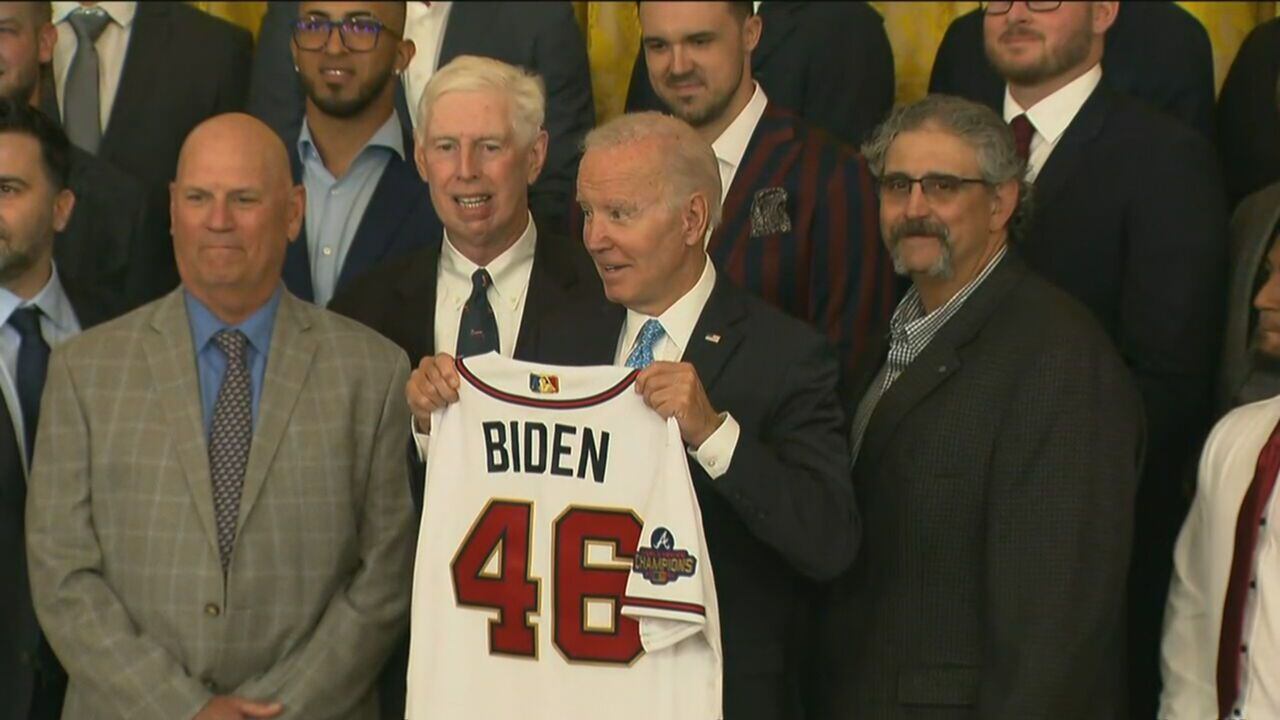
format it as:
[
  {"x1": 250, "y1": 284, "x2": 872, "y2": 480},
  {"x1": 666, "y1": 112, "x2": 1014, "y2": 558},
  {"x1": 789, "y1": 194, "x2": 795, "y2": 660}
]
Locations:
[
  {"x1": 298, "y1": 111, "x2": 404, "y2": 306},
  {"x1": 185, "y1": 287, "x2": 282, "y2": 437}
]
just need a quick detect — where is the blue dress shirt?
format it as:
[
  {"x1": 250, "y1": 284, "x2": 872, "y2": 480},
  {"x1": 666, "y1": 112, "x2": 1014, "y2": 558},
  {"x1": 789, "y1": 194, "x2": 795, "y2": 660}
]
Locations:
[
  {"x1": 185, "y1": 287, "x2": 282, "y2": 437},
  {"x1": 298, "y1": 111, "x2": 405, "y2": 306}
]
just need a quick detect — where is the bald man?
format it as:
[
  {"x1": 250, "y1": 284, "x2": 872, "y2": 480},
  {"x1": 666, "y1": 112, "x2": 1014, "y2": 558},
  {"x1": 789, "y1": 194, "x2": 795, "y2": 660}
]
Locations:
[{"x1": 25, "y1": 113, "x2": 415, "y2": 720}]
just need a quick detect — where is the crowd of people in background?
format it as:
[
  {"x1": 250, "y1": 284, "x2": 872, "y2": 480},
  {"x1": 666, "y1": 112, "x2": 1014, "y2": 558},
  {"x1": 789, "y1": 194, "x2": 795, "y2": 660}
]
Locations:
[{"x1": 3, "y1": 1, "x2": 1280, "y2": 719}]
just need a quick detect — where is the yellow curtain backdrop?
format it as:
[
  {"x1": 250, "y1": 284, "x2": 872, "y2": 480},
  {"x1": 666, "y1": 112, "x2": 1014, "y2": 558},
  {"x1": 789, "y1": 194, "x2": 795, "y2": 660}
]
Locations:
[{"x1": 192, "y1": 2, "x2": 1279, "y2": 123}]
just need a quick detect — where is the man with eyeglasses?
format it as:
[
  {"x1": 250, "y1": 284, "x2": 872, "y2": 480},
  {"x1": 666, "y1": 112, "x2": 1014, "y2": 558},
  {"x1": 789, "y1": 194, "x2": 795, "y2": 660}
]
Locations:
[
  {"x1": 812, "y1": 94, "x2": 1143, "y2": 719},
  {"x1": 971, "y1": 4, "x2": 1230, "y2": 717},
  {"x1": 280, "y1": 1, "x2": 443, "y2": 307}
]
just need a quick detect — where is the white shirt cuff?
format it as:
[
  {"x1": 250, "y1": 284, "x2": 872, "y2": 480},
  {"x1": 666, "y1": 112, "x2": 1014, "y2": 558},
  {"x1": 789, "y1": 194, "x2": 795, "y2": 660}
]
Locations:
[
  {"x1": 689, "y1": 412, "x2": 739, "y2": 479},
  {"x1": 412, "y1": 415, "x2": 431, "y2": 462}
]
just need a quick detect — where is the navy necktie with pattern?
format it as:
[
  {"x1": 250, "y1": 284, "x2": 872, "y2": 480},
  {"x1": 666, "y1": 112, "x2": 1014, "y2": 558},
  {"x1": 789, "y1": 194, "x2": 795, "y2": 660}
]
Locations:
[
  {"x1": 208, "y1": 329, "x2": 252, "y2": 571},
  {"x1": 8, "y1": 307, "x2": 50, "y2": 463},
  {"x1": 457, "y1": 269, "x2": 500, "y2": 357}
]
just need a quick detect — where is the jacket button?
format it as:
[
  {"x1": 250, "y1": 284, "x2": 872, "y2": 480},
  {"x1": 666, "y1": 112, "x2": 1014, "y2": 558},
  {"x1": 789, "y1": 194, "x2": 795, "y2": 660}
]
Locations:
[{"x1": 204, "y1": 603, "x2": 221, "y2": 617}]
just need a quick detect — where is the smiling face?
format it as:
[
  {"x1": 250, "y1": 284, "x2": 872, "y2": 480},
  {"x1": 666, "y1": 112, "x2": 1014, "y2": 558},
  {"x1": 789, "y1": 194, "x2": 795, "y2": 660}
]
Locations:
[
  {"x1": 416, "y1": 88, "x2": 547, "y2": 261},
  {"x1": 293, "y1": 1, "x2": 412, "y2": 119},
  {"x1": 170, "y1": 115, "x2": 303, "y2": 321},
  {"x1": 0, "y1": 3, "x2": 54, "y2": 106},
  {"x1": 983, "y1": 1, "x2": 1115, "y2": 89}
]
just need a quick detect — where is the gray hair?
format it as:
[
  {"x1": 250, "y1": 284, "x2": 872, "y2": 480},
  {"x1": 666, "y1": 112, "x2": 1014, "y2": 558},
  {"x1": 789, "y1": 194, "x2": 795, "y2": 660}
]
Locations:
[
  {"x1": 417, "y1": 55, "x2": 546, "y2": 149},
  {"x1": 582, "y1": 111, "x2": 723, "y2": 230},
  {"x1": 862, "y1": 94, "x2": 1034, "y2": 242}
]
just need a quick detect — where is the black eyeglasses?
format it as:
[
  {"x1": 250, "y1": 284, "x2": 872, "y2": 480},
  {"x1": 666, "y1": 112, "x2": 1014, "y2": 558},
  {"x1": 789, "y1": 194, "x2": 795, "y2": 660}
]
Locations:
[
  {"x1": 876, "y1": 173, "x2": 989, "y2": 202},
  {"x1": 291, "y1": 16, "x2": 398, "y2": 53},
  {"x1": 982, "y1": 1, "x2": 1064, "y2": 15}
]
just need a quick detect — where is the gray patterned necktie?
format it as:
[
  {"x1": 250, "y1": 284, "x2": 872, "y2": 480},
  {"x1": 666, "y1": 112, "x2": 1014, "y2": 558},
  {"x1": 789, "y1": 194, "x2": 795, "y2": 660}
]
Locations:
[
  {"x1": 64, "y1": 7, "x2": 111, "y2": 154},
  {"x1": 208, "y1": 329, "x2": 252, "y2": 571}
]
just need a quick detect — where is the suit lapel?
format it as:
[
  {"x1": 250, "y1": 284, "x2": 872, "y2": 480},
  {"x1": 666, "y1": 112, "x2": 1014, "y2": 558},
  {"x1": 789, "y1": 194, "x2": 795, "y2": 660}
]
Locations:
[
  {"x1": 101, "y1": 3, "x2": 171, "y2": 158},
  {"x1": 710, "y1": 104, "x2": 798, "y2": 263},
  {"x1": 752, "y1": 2, "x2": 801, "y2": 71},
  {"x1": 437, "y1": 2, "x2": 478, "y2": 66},
  {"x1": 856, "y1": 257, "x2": 1026, "y2": 469},
  {"x1": 515, "y1": 233, "x2": 579, "y2": 359},
  {"x1": 282, "y1": 142, "x2": 316, "y2": 301},
  {"x1": 237, "y1": 293, "x2": 316, "y2": 525},
  {"x1": 684, "y1": 276, "x2": 747, "y2": 393},
  {"x1": 391, "y1": 246, "x2": 442, "y2": 363},
  {"x1": 336, "y1": 157, "x2": 424, "y2": 290},
  {"x1": 142, "y1": 291, "x2": 221, "y2": 558},
  {"x1": 1029, "y1": 83, "x2": 1111, "y2": 224}
]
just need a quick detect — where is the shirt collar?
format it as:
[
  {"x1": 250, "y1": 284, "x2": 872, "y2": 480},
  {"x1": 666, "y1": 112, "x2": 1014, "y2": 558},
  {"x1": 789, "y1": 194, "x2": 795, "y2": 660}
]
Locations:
[
  {"x1": 891, "y1": 246, "x2": 1009, "y2": 337},
  {"x1": 711, "y1": 83, "x2": 768, "y2": 179},
  {"x1": 441, "y1": 212, "x2": 538, "y2": 307},
  {"x1": 407, "y1": 0, "x2": 452, "y2": 21},
  {"x1": 53, "y1": 1, "x2": 137, "y2": 28},
  {"x1": 621, "y1": 257, "x2": 717, "y2": 361},
  {"x1": 1002, "y1": 62, "x2": 1102, "y2": 146},
  {"x1": 184, "y1": 285, "x2": 284, "y2": 359},
  {"x1": 0, "y1": 263, "x2": 77, "y2": 332},
  {"x1": 297, "y1": 110, "x2": 406, "y2": 166}
]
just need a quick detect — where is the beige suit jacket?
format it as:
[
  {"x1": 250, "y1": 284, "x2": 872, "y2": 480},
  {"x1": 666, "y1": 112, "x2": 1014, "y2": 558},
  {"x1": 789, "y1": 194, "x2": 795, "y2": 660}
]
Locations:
[{"x1": 25, "y1": 289, "x2": 415, "y2": 720}]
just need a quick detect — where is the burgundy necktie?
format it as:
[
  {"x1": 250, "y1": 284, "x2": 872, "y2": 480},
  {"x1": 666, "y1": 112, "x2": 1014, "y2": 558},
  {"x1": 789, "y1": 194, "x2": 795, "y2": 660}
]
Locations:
[
  {"x1": 1009, "y1": 113, "x2": 1034, "y2": 163},
  {"x1": 1217, "y1": 415, "x2": 1280, "y2": 718}
]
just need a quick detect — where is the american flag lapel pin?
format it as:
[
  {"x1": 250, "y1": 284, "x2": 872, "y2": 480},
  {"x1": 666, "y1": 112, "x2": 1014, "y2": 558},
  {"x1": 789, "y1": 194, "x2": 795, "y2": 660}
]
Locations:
[{"x1": 705, "y1": 333, "x2": 721, "y2": 344}]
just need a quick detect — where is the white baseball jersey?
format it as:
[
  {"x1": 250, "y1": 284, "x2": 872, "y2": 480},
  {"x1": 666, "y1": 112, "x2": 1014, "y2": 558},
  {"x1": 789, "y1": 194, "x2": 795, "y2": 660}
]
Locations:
[{"x1": 406, "y1": 353, "x2": 723, "y2": 719}]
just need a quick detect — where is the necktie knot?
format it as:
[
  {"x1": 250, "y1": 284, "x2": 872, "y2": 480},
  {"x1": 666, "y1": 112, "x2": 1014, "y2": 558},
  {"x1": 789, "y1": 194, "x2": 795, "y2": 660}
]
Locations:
[
  {"x1": 626, "y1": 319, "x2": 666, "y2": 369},
  {"x1": 212, "y1": 329, "x2": 249, "y2": 365},
  {"x1": 69, "y1": 7, "x2": 110, "y2": 42},
  {"x1": 8, "y1": 306, "x2": 44, "y2": 338},
  {"x1": 1009, "y1": 113, "x2": 1034, "y2": 163},
  {"x1": 472, "y1": 268, "x2": 493, "y2": 291}
]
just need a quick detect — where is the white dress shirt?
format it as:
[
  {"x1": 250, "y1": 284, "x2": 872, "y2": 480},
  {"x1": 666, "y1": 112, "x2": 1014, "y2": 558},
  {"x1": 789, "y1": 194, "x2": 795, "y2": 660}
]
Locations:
[
  {"x1": 402, "y1": 1, "x2": 453, "y2": 132},
  {"x1": 711, "y1": 82, "x2": 768, "y2": 205},
  {"x1": 52, "y1": 1, "x2": 137, "y2": 130},
  {"x1": 413, "y1": 214, "x2": 537, "y2": 456},
  {"x1": 615, "y1": 258, "x2": 741, "y2": 479},
  {"x1": 1002, "y1": 62, "x2": 1102, "y2": 182},
  {"x1": 1161, "y1": 395, "x2": 1280, "y2": 719},
  {"x1": 0, "y1": 266, "x2": 82, "y2": 477}
]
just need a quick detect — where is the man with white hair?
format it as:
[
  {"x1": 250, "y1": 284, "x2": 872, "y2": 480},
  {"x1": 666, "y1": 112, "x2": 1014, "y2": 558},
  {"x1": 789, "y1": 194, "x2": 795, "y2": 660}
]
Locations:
[
  {"x1": 413, "y1": 110, "x2": 858, "y2": 719},
  {"x1": 328, "y1": 54, "x2": 600, "y2": 718}
]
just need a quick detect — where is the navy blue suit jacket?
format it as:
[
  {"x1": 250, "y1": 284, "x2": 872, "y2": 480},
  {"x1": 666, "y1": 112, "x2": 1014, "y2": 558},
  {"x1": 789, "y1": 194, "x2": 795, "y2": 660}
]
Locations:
[{"x1": 281, "y1": 126, "x2": 443, "y2": 305}]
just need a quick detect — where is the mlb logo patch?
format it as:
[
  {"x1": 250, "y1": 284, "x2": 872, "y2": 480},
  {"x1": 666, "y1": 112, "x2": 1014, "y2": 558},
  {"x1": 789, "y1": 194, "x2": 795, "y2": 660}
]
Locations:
[
  {"x1": 529, "y1": 373, "x2": 560, "y2": 394},
  {"x1": 633, "y1": 527, "x2": 697, "y2": 585}
]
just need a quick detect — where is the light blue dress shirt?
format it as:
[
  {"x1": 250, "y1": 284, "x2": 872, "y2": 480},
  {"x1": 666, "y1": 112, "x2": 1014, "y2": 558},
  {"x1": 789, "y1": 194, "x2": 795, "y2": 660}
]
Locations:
[
  {"x1": 297, "y1": 111, "x2": 405, "y2": 306},
  {"x1": 0, "y1": 265, "x2": 82, "y2": 474},
  {"x1": 185, "y1": 287, "x2": 281, "y2": 437}
]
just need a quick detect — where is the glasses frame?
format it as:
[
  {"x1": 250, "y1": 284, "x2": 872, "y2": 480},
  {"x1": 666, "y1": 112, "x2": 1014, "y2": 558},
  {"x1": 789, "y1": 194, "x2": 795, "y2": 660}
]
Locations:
[
  {"x1": 876, "y1": 173, "x2": 991, "y2": 203},
  {"x1": 982, "y1": 1, "x2": 1065, "y2": 16},
  {"x1": 291, "y1": 16, "x2": 399, "y2": 53}
]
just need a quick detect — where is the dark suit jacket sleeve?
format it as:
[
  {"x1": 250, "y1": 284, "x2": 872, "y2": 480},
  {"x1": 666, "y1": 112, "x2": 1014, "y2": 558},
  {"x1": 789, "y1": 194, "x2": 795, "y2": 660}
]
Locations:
[
  {"x1": 1217, "y1": 18, "x2": 1280, "y2": 207},
  {"x1": 980, "y1": 333, "x2": 1142, "y2": 717},
  {"x1": 247, "y1": 1, "x2": 305, "y2": 142},
  {"x1": 1120, "y1": 129, "x2": 1227, "y2": 496},
  {"x1": 708, "y1": 335, "x2": 859, "y2": 582},
  {"x1": 27, "y1": 351, "x2": 212, "y2": 720},
  {"x1": 232, "y1": 354, "x2": 415, "y2": 716},
  {"x1": 523, "y1": 2, "x2": 594, "y2": 234}
]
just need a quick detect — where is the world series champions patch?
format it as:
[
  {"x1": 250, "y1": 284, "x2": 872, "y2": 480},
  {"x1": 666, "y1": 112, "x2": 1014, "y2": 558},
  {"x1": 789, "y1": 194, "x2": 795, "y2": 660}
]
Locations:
[{"x1": 633, "y1": 527, "x2": 697, "y2": 585}]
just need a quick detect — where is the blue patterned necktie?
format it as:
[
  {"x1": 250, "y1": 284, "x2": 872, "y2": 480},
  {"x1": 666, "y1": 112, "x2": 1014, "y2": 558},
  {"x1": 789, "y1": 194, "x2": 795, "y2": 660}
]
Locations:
[
  {"x1": 625, "y1": 319, "x2": 666, "y2": 369},
  {"x1": 456, "y1": 269, "x2": 500, "y2": 358},
  {"x1": 208, "y1": 329, "x2": 252, "y2": 571}
]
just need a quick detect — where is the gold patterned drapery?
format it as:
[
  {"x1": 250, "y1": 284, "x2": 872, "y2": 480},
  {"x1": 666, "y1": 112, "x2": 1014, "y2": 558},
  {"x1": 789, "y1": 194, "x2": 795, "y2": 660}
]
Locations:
[{"x1": 193, "y1": 1, "x2": 1280, "y2": 123}]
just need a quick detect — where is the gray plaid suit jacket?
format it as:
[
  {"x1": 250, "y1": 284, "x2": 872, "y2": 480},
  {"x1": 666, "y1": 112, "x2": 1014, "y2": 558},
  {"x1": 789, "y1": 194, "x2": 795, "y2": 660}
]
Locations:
[{"x1": 25, "y1": 289, "x2": 415, "y2": 720}]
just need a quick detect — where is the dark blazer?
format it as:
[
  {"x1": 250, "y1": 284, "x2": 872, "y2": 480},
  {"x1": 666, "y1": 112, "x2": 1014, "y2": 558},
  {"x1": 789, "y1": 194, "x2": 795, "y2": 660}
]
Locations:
[
  {"x1": 328, "y1": 225, "x2": 600, "y2": 720},
  {"x1": 0, "y1": 278, "x2": 119, "y2": 720},
  {"x1": 814, "y1": 254, "x2": 1143, "y2": 719},
  {"x1": 928, "y1": 3, "x2": 1215, "y2": 139},
  {"x1": 248, "y1": 1, "x2": 593, "y2": 235},
  {"x1": 530, "y1": 273, "x2": 858, "y2": 720},
  {"x1": 281, "y1": 123, "x2": 443, "y2": 305},
  {"x1": 1219, "y1": 182, "x2": 1280, "y2": 412},
  {"x1": 570, "y1": 102, "x2": 896, "y2": 381},
  {"x1": 54, "y1": 146, "x2": 170, "y2": 315},
  {"x1": 1011, "y1": 81, "x2": 1227, "y2": 718},
  {"x1": 627, "y1": 1, "x2": 894, "y2": 147},
  {"x1": 1217, "y1": 16, "x2": 1280, "y2": 207}
]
